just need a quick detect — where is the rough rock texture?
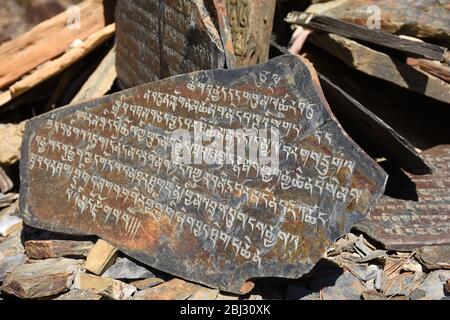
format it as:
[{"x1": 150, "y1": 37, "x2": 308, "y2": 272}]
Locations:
[
  {"x1": 55, "y1": 289, "x2": 102, "y2": 300},
  {"x1": 133, "y1": 278, "x2": 201, "y2": 300},
  {"x1": 25, "y1": 239, "x2": 94, "y2": 259},
  {"x1": 19, "y1": 54, "x2": 387, "y2": 293},
  {"x1": 416, "y1": 245, "x2": 450, "y2": 270},
  {"x1": 131, "y1": 277, "x2": 165, "y2": 290},
  {"x1": 102, "y1": 257, "x2": 154, "y2": 280},
  {"x1": 356, "y1": 145, "x2": 450, "y2": 250},
  {"x1": 0, "y1": 253, "x2": 26, "y2": 281},
  {"x1": 416, "y1": 270, "x2": 450, "y2": 300},
  {"x1": 115, "y1": 0, "x2": 225, "y2": 88},
  {"x1": 1, "y1": 258, "x2": 81, "y2": 299},
  {"x1": 0, "y1": 122, "x2": 26, "y2": 166},
  {"x1": 72, "y1": 272, "x2": 136, "y2": 300}
]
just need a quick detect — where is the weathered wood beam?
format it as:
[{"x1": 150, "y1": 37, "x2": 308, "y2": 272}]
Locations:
[
  {"x1": 0, "y1": 0, "x2": 111, "y2": 90},
  {"x1": 226, "y1": 0, "x2": 276, "y2": 67},
  {"x1": 285, "y1": 11, "x2": 448, "y2": 62},
  {"x1": 0, "y1": 24, "x2": 115, "y2": 110}
]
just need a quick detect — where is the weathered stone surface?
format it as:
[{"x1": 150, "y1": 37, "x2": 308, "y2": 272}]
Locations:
[
  {"x1": 416, "y1": 245, "x2": 450, "y2": 270},
  {"x1": 0, "y1": 231, "x2": 24, "y2": 258},
  {"x1": 55, "y1": 289, "x2": 102, "y2": 300},
  {"x1": 1, "y1": 258, "x2": 81, "y2": 299},
  {"x1": 384, "y1": 272, "x2": 426, "y2": 297},
  {"x1": 356, "y1": 145, "x2": 450, "y2": 250},
  {"x1": 72, "y1": 272, "x2": 136, "y2": 300},
  {"x1": 0, "y1": 193, "x2": 18, "y2": 209},
  {"x1": 115, "y1": 0, "x2": 225, "y2": 89},
  {"x1": 0, "y1": 202, "x2": 22, "y2": 237},
  {"x1": 325, "y1": 273, "x2": 367, "y2": 300},
  {"x1": 0, "y1": 253, "x2": 26, "y2": 282},
  {"x1": 361, "y1": 290, "x2": 387, "y2": 300},
  {"x1": 0, "y1": 167, "x2": 13, "y2": 194},
  {"x1": 102, "y1": 257, "x2": 154, "y2": 280},
  {"x1": 131, "y1": 277, "x2": 165, "y2": 290},
  {"x1": 188, "y1": 286, "x2": 220, "y2": 300},
  {"x1": 0, "y1": 121, "x2": 26, "y2": 166},
  {"x1": 85, "y1": 239, "x2": 118, "y2": 275},
  {"x1": 415, "y1": 270, "x2": 450, "y2": 300},
  {"x1": 133, "y1": 278, "x2": 201, "y2": 300},
  {"x1": 24, "y1": 239, "x2": 94, "y2": 259},
  {"x1": 19, "y1": 54, "x2": 387, "y2": 293},
  {"x1": 307, "y1": 0, "x2": 450, "y2": 41}
]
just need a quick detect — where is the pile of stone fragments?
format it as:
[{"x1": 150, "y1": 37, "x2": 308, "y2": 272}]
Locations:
[{"x1": 0, "y1": 0, "x2": 449, "y2": 300}]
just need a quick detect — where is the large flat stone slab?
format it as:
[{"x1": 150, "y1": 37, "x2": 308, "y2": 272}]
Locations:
[
  {"x1": 19, "y1": 54, "x2": 386, "y2": 293},
  {"x1": 115, "y1": 0, "x2": 225, "y2": 88},
  {"x1": 356, "y1": 145, "x2": 450, "y2": 251}
]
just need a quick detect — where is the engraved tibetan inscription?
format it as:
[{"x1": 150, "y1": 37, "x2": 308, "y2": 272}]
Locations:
[
  {"x1": 115, "y1": 0, "x2": 225, "y2": 89},
  {"x1": 19, "y1": 55, "x2": 387, "y2": 293},
  {"x1": 356, "y1": 145, "x2": 450, "y2": 251}
]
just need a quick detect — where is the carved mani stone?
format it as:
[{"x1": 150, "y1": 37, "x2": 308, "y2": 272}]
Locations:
[
  {"x1": 115, "y1": 0, "x2": 225, "y2": 89},
  {"x1": 19, "y1": 55, "x2": 387, "y2": 293},
  {"x1": 356, "y1": 145, "x2": 450, "y2": 251}
]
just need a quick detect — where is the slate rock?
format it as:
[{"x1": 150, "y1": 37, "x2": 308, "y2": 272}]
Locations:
[
  {"x1": 115, "y1": 0, "x2": 225, "y2": 88},
  {"x1": 384, "y1": 272, "x2": 426, "y2": 297},
  {"x1": 361, "y1": 290, "x2": 387, "y2": 300},
  {"x1": 102, "y1": 257, "x2": 154, "y2": 280},
  {"x1": 416, "y1": 270, "x2": 450, "y2": 300},
  {"x1": 133, "y1": 278, "x2": 201, "y2": 300},
  {"x1": 19, "y1": 54, "x2": 387, "y2": 293},
  {"x1": 55, "y1": 289, "x2": 102, "y2": 300},
  {"x1": 0, "y1": 231, "x2": 24, "y2": 258},
  {"x1": 25, "y1": 239, "x2": 94, "y2": 259},
  {"x1": 0, "y1": 210, "x2": 22, "y2": 237},
  {"x1": 1, "y1": 258, "x2": 81, "y2": 299},
  {"x1": 0, "y1": 193, "x2": 18, "y2": 209},
  {"x1": 131, "y1": 277, "x2": 165, "y2": 290},
  {"x1": 188, "y1": 286, "x2": 220, "y2": 300},
  {"x1": 215, "y1": 292, "x2": 240, "y2": 300},
  {"x1": 0, "y1": 122, "x2": 25, "y2": 166},
  {"x1": 356, "y1": 145, "x2": 450, "y2": 250},
  {"x1": 0, "y1": 167, "x2": 13, "y2": 194},
  {"x1": 319, "y1": 271, "x2": 365, "y2": 300},
  {"x1": 286, "y1": 283, "x2": 319, "y2": 300},
  {"x1": 0, "y1": 253, "x2": 26, "y2": 281},
  {"x1": 72, "y1": 272, "x2": 136, "y2": 300},
  {"x1": 416, "y1": 245, "x2": 450, "y2": 270}
]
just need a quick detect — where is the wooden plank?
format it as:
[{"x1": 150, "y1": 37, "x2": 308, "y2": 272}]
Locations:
[
  {"x1": 226, "y1": 0, "x2": 276, "y2": 67},
  {"x1": 0, "y1": 24, "x2": 115, "y2": 110},
  {"x1": 0, "y1": 0, "x2": 109, "y2": 90},
  {"x1": 285, "y1": 11, "x2": 448, "y2": 62},
  {"x1": 70, "y1": 46, "x2": 116, "y2": 104},
  {"x1": 308, "y1": 32, "x2": 450, "y2": 104}
]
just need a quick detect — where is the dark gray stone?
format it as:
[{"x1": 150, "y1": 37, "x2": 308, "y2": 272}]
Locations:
[{"x1": 19, "y1": 55, "x2": 386, "y2": 293}]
